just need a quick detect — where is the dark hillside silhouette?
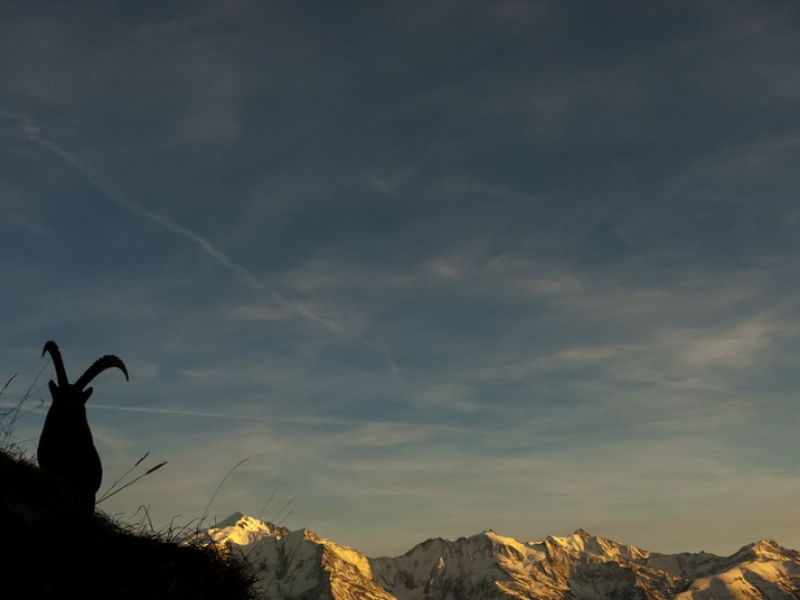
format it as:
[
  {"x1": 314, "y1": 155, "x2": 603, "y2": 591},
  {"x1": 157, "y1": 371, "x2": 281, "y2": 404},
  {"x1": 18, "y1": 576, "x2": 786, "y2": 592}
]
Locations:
[
  {"x1": 0, "y1": 449, "x2": 257, "y2": 599},
  {"x1": 0, "y1": 342, "x2": 255, "y2": 598}
]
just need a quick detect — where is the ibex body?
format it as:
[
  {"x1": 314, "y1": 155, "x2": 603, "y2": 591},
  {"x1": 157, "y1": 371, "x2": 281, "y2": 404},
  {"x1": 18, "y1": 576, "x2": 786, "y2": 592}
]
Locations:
[{"x1": 38, "y1": 341, "x2": 128, "y2": 512}]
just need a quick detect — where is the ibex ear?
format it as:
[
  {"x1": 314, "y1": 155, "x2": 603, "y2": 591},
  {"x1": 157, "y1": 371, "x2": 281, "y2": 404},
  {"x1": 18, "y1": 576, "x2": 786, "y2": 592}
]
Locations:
[
  {"x1": 48, "y1": 380, "x2": 58, "y2": 397},
  {"x1": 82, "y1": 387, "x2": 94, "y2": 404}
]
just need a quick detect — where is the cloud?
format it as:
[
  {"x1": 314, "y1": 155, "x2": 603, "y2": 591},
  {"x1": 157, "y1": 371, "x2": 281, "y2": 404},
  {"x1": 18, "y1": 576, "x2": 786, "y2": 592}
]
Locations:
[
  {"x1": 339, "y1": 421, "x2": 435, "y2": 448},
  {"x1": 677, "y1": 319, "x2": 774, "y2": 367},
  {"x1": 546, "y1": 311, "x2": 791, "y2": 383}
]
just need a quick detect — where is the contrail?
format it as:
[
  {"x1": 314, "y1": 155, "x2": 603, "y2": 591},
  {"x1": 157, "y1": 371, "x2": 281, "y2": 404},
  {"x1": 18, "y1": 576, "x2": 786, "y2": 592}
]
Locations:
[
  {"x1": 90, "y1": 403, "x2": 272, "y2": 421},
  {"x1": 1, "y1": 395, "x2": 473, "y2": 434},
  {"x1": 88, "y1": 403, "x2": 477, "y2": 434},
  {"x1": 1, "y1": 110, "x2": 399, "y2": 374},
  {"x1": 0, "y1": 110, "x2": 265, "y2": 290},
  {"x1": 0, "y1": 110, "x2": 321, "y2": 315}
]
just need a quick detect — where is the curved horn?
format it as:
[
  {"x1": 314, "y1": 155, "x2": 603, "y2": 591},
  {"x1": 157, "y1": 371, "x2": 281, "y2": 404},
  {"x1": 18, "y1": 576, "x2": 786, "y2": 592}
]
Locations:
[
  {"x1": 42, "y1": 340, "x2": 69, "y2": 387},
  {"x1": 74, "y1": 354, "x2": 129, "y2": 391}
]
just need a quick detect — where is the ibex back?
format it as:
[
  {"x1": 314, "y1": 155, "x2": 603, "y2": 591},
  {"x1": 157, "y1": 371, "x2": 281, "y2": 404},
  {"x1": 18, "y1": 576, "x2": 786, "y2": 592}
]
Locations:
[{"x1": 38, "y1": 341, "x2": 128, "y2": 512}]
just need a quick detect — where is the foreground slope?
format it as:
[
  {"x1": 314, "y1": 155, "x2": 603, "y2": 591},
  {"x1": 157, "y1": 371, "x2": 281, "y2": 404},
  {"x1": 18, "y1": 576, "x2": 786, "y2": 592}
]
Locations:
[
  {"x1": 0, "y1": 450, "x2": 257, "y2": 600},
  {"x1": 208, "y1": 514, "x2": 800, "y2": 600}
]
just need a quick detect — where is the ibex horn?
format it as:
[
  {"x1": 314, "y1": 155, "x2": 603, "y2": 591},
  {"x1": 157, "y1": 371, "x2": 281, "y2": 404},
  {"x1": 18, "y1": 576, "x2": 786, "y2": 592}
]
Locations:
[
  {"x1": 42, "y1": 340, "x2": 69, "y2": 387},
  {"x1": 74, "y1": 355, "x2": 129, "y2": 391}
]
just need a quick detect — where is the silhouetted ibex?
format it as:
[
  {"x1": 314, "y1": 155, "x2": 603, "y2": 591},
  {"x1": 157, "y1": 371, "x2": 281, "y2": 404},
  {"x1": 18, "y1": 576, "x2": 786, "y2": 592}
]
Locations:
[{"x1": 38, "y1": 341, "x2": 128, "y2": 512}]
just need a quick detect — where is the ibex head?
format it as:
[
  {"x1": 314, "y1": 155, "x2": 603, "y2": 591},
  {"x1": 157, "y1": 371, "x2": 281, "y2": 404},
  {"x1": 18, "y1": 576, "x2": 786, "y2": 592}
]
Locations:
[
  {"x1": 41, "y1": 340, "x2": 128, "y2": 407},
  {"x1": 38, "y1": 340, "x2": 128, "y2": 512}
]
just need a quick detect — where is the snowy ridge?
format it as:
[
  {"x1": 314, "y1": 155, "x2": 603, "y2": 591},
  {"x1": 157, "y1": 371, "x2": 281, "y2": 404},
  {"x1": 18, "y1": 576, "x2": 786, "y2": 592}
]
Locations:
[{"x1": 205, "y1": 514, "x2": 800, "y2": 599}]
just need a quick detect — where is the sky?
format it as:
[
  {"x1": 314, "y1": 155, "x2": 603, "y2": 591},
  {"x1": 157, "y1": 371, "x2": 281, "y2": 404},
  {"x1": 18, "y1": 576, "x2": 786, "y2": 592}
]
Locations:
[{"x1": 2, "y1": 0, "x2": 800, "y2": 559}]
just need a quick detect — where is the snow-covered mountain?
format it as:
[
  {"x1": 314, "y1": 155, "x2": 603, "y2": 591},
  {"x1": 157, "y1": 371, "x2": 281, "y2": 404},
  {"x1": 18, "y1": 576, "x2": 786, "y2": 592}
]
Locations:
[{"x1": 202, "y1": 513, "x2": 800, "y2": 600}]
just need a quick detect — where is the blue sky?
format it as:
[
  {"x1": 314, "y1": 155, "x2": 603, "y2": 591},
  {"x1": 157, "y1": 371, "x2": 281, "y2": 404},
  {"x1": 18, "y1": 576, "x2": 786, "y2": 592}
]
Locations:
[{"x1": 2, "y1": 0, "x2": 800, "y2": 557}]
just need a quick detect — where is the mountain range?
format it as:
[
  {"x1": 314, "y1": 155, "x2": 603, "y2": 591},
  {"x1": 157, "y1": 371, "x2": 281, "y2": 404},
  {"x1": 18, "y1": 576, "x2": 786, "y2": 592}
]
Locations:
[{"x1": 199, "y1": 513, "x2": 800, "y2": 600}]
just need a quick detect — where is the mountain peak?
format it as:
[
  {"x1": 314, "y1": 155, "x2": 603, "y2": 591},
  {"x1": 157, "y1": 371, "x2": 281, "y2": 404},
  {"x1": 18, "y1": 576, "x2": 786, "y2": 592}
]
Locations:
[
  {"x1": 742, "y1": 538, "x2": 797, "y2": 562},
  {"x1": 574, "y1": 527, "x2": 591, "y2": 538},
  {"x1": 199, "y1": 513, "x2": 290, "y2": 547},
  {"x1": 200, "y1": 515, "x2": 800, "y2": 600}
]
